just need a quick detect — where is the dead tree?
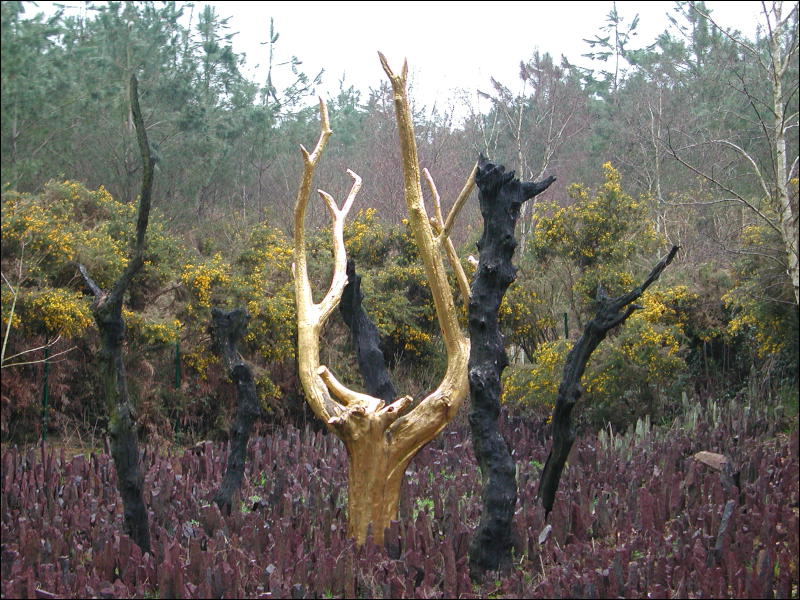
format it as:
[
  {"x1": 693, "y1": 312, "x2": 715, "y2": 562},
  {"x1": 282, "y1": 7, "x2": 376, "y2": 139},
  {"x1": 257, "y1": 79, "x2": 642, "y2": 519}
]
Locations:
[
  {"x1": 78, "y1": 74, "x2": 154, "y2": 553},
  {"x1": 339, "y1": 259, "x2": 397, "y2": 403},
  {"x1": 468, "y1": 155, "x2": 555, "y2": 575},
  {"x1": 210, "y1": 308, "x2": 261, "y2": 515},
  {"x1": 538, "y1": 245, "x2": 680, "y2": 515},
  {"x1": 292, "y1": 54, "x2": 474, "y2": 545}
]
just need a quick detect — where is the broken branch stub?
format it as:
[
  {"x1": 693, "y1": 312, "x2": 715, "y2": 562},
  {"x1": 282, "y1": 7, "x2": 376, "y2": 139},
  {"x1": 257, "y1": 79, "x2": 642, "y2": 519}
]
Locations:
[
  {"x1": 210, "y1": 308, "x2": 261, "y2": 515},
  {"x1": 339, "y1": 259, "x2": 398, "y2": 404}
]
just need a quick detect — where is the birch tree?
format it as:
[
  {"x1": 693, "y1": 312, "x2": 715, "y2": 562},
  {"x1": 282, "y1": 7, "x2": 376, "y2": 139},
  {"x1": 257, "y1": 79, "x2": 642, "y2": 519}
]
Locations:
[{"x1": 667, "y1": 1, "x2": 799, "y2": 304}]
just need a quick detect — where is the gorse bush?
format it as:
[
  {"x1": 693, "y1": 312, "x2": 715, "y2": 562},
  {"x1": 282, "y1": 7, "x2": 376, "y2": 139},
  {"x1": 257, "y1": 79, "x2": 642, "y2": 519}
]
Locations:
[
  {"x1": 530, "y1": 163, "x2": 660, "y2": 276},
  {"x1": 2, "y1": 180, "x2": 181, "y2": 307},
  {"x1": 25, "y1": 288, "x2": 94, "y2": 339},
  {"x1": 501, "y1": 339, "x2": 570, "y2": 421},
  {"x1": 343, "y1": 207, "x2": 393, "y2": 268},
  {"x1": 500, "y1": 165, "x2": 693, "y2": 431},
  {"x1": 2, "y1": 161, "x2": 796, "y2": 441},
  {"x1": 0, "y1": 178, "x2": 457, "y2": 440},
  {"x1": 181, "y1": 253, "x2": 232, "y2": 312},
  {"x1": 234, "y1": 222, "x2": 296, "y2": 366},
  {"x1": 499, "y1": 281, "x2": 559, "y2": 361},
  {"x1": 720, "y1": 208, "x2": 799, "y2": 373},
  {"x1": 501, "y1": 288, "x2": 691, "y2": 431}
]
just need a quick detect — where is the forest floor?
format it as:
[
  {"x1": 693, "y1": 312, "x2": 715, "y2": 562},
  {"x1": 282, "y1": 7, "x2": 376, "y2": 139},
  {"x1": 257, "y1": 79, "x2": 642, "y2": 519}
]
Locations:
[{"x1": 2, "y1": 395, "x2": 798, "y2": 599}]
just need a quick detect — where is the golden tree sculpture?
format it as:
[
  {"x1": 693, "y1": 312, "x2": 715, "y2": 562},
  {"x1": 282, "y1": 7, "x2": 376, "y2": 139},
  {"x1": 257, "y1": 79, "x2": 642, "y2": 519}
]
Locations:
[{"x1": 292, "y1": 54, "x2": 473, "y2": 545}]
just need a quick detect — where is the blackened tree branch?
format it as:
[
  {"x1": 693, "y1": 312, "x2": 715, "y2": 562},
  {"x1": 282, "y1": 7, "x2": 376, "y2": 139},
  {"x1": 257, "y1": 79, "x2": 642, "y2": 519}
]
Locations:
[
  {"x1": 339, "y1": 259, "x2": 397, "y2": 404},
  {"x1": 210, "y1": 308, "x2": 261, "y2": 515},
  {"x1": 130, "y1": 74, "x2": 154, "y2": 257},
  {"x1": 537, "y1": 245, "x2": 679, "y2": 516},
  {"x1": 468, "y1": 154, "x2": 556, "y2": 576},
  {"x1": 76, "y1": 74, "x2": 155, "y2": 553},
  {"x1": 77, "y1": 263, "x2": 104, "y2": 300},
  {"x1": 108, "y1": 74, "x2": 155, "y2": 307}
]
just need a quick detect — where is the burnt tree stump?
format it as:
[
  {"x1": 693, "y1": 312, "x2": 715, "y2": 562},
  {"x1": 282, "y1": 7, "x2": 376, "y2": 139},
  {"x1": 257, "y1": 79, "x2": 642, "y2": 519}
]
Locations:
[
  {"x1": 468, "y1": 154, "x2": 556, "y2": 576},
  {"x1": 538, "y1": 245, "x2": 679, "y2": 516},
  {"x1": 210, "y1": 308, "x2": 262, "y2": 515},
  {"x1": 340, "y1": 259, "x2": 397, "y2": 403}
]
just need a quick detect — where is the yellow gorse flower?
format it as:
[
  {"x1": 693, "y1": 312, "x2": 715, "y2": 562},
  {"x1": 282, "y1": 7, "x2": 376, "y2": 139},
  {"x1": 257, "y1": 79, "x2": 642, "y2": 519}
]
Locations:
[
  {"x1": 181, "y1": 253, "x2": 231, "y2": 308},
  {"x1": 28, "y1": 289, "x2": 93, "y2": 338}
]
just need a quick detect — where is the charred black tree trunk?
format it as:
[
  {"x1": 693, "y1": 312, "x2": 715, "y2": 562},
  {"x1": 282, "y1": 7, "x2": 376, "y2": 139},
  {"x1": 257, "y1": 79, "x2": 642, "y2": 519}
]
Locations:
[
  {"x1": 210, "y1": 308, "x2": 261, "y2": 515},
  {"x1": 468, "y1": 155, "x2": 556, "y2": 576},
  {"x1": 78, "y1": 75, "x2": 154, "y2": 553},
  {"x1": 538, "y1": 245, "x2": 679, "y2": 516},
  {"x1": 340, "y1": 259, "x2": 397, "y2": 403}
]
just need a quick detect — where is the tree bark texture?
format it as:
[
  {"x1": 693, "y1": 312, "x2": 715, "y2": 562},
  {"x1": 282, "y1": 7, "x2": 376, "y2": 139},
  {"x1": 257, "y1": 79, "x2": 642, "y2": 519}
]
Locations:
[
  {"x1": 538, "y1": 245, "x2": 679, "y2": 516},
  {"x1": 210, "y1": 308, "x2": 261, "y2": 515},
  {"x1": 340, "y1": 259, "x2": 397, "y2": 403},
  {"x1": 468, "y1": 155, "x2": 556, "y2": 575},
  {"x1": 771, "y1": 37, "x2": 800, "y2": 305},
  {"x1": 77, "y1": 74, "x2": 154, "y2": 553},
  {"x1": 344, "y1": 420, "x2": 409, "y2": 546}
]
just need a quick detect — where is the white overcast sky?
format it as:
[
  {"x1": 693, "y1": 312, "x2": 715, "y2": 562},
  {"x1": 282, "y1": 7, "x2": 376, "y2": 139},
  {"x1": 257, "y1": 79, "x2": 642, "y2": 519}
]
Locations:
[{"x1": 35, "y1": 1, "x2": 764, "y2": 118}]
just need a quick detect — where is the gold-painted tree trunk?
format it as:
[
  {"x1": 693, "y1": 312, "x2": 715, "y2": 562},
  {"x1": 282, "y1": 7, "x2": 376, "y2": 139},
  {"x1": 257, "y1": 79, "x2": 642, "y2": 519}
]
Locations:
[
  {"x1": 343, "y1": 429, "x2": 410, "y2": 542},
  {"x1": 291, "y1": 55, "x2": 473, "y2": 545}
]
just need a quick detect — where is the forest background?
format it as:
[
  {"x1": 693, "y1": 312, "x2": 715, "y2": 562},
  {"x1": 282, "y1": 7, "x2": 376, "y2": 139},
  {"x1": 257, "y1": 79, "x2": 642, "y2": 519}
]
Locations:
[{"x1": 1, "y1": 0, "x2": 798, "y2": 447}]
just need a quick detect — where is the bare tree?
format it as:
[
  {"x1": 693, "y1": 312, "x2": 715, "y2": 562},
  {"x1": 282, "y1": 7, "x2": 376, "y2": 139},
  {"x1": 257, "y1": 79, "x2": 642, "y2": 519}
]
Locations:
[
  {"x1": 78, "y1": 74, "x2": 154, "y2": 552},
  {"x1": 291, "y1": 54, "x2": 474, "y2": 546},
  {"x1": 666, "y1": 1, "x2": 799, "y2": 304},
  {"x1": 468, "y1": 155, "x2": 555, "y2": 576},
  {"x1": 539, "y1": 246, "x2": 679, "y2": 515},
  {"x1": 209, "y1": 308, "x2": 261, "y2": 515}
]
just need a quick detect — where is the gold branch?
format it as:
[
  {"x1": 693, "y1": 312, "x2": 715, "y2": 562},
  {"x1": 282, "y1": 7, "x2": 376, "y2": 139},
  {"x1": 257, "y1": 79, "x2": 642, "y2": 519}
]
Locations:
[
  {"x1": 317, "y1": 170, "x2": 362, "y2": 324},
  {"x1": 294, "y1": 99, "x2": 354, "y2": 424},
  {"x1": 443, "y1": 162, "x2": 477, "y2": 238},
  {"x1": 317, "y1": 366, "x2": 383, "y2": 413},
  {"x1": 422, "y1": 168, "x2": 471, "y2": 304},
  {"x1": 378, "y1": 52, "x2": 470, "y2": 460}
]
